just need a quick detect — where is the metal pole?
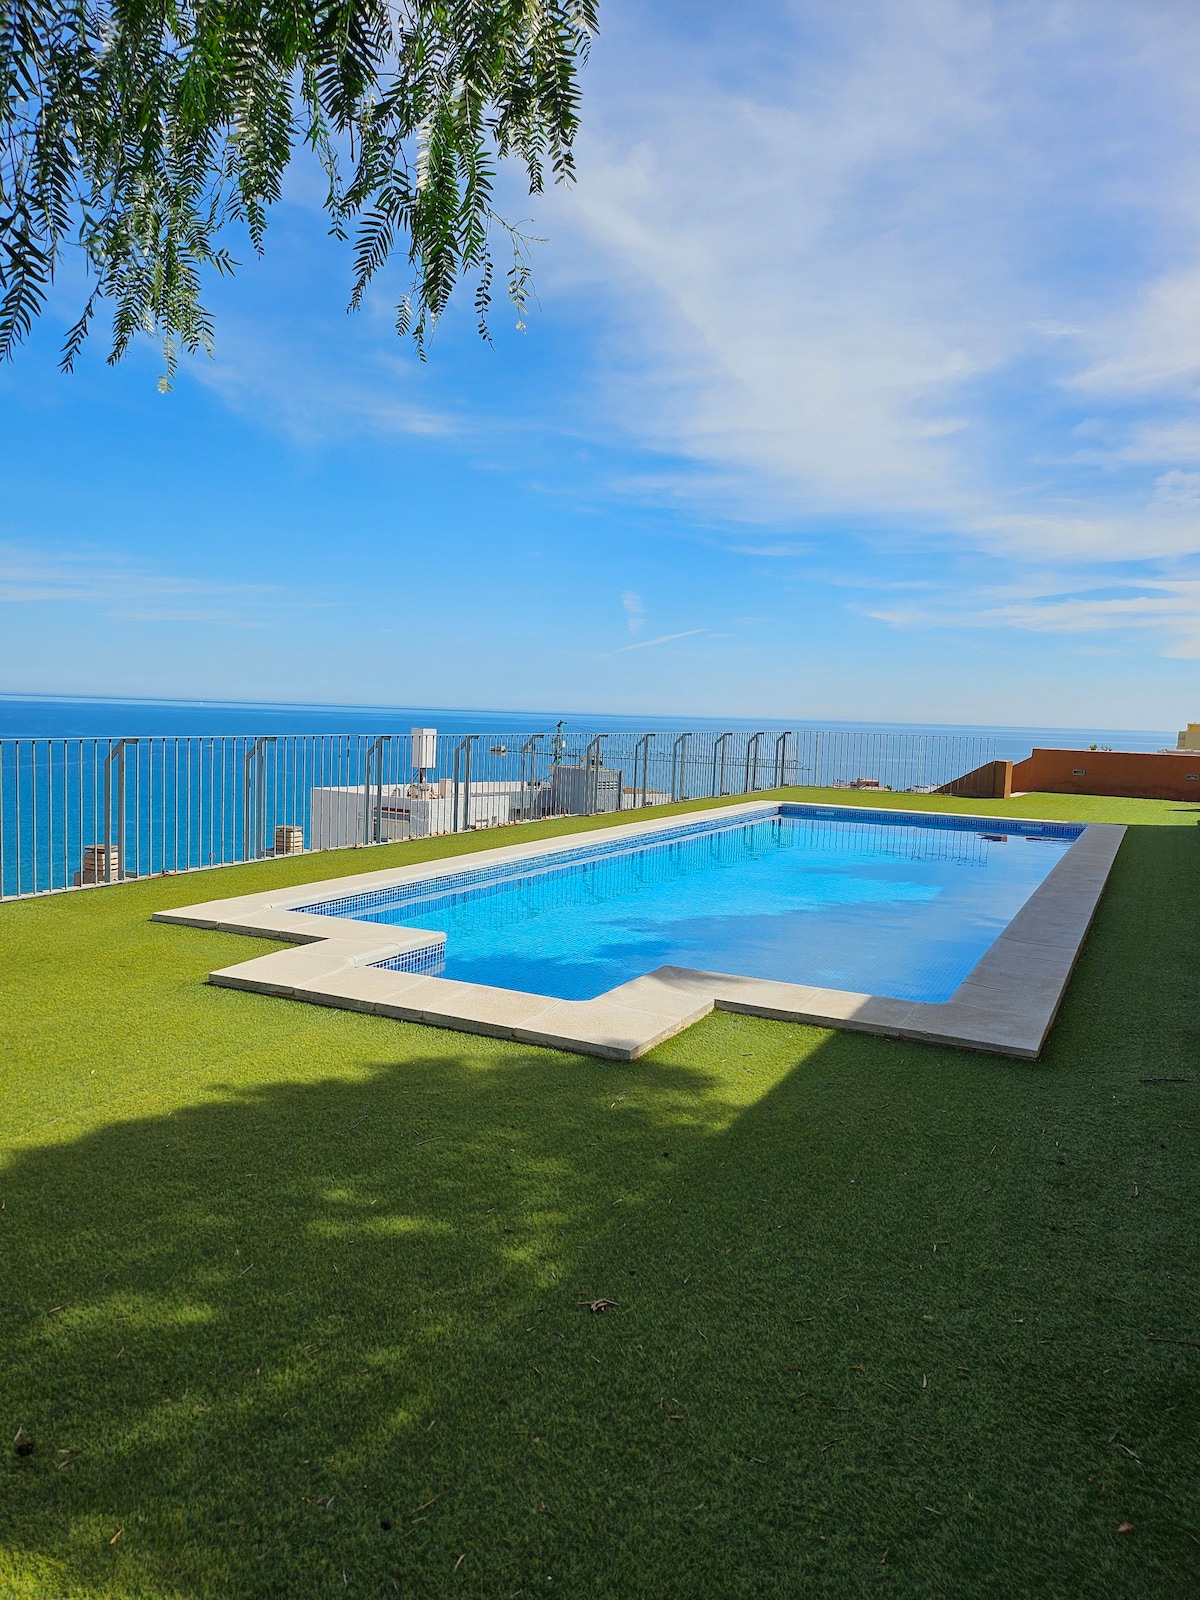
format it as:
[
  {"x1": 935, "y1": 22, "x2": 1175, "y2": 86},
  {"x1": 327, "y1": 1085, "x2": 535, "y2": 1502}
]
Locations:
[
  {"x1": 15, "y1": 740, "x2": 22, "y2": 896},
  {"x1": 462, "y1": 734, "x2": 477, "y2": 830},
  {"x1": 744, "y1": 732, "x2": 765, "y2": 795},
  {"x1": 74, "y1": 740, "x2": 82, "y2": 893},
  {"x1": 47, "y1": 739, "x2": 55, "y2": 892},
  {"x1": 242, "y1": 741, "x2": 251, "y2": 859},
  {"x1": 31, "y1": 739, "x2": 39, "y2": 892},
  {"x1": 634, "y1": 733, "x2": 654, "y2": 809},
  {"x1": 585, "y1": 734, "x2": 605, "y2": 813},
  {"x1": 774, "y1": 730, "x2": 791, "y2": 789},
  {"x1": 711, "y1": 732, "x2": 732, "y2": 797},
  {"x1": 131, "y1": 739, "x2": 139, "y2": 880},
  {"x1": 376, "y1": 735, "x2": 391, "y2": 843},
  {"x1": 116, "y1": 738, "x2": 131, "y2": 880},
  {"x1": 521, "y1": 734, "x2": 543, "y2": 819},
  {"x1": 260, "y1": 738, "x2": 272, "y2": 859},
  {"x1": 671, "y1": 733, "x2": 691, "y2": 802},
  {"x1": 243, "y1": 737, "x2": 276, "y2": 859},
  {"x1": 365, "y1": 736, "x2": 392, "y2": 844},
  {"x1": 103, "y1": 738, "x2": 137, "y2": 882},
  {"x1": 452, "y1": 736, "x2": 478, "y2": 832},
  {"x1": 257, "y1": 741, "x2": 266, "y2": 859},
  {"x1": 364, "y1": 738, "x2": 375, "y2": 845}
]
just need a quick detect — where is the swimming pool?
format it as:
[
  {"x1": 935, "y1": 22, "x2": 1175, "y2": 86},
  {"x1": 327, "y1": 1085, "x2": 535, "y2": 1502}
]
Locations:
[{"x1": 297, "y1": 805, "x2": 1083, "y2": 1004}]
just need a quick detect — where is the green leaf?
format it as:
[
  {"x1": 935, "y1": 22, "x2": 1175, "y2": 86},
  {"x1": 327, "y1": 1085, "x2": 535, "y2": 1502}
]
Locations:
[{"x1": 0, "y1": 0, "x2": 597, "y2": 373}]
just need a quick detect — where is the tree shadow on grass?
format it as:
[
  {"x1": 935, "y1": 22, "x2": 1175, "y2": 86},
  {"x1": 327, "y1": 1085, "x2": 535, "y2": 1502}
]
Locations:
[
  {"x1": 2, "y1": 1042, "x2": 759, "y2": 1599},
  {"x1": 1, "y1": 819, "x2": 1198, "y2": 1599}
]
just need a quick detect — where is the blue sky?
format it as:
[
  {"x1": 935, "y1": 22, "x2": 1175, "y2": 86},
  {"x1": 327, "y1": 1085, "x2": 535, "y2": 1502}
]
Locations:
[{"x1": 4, "y1": 0, "x2": 1200, "y2": 728}]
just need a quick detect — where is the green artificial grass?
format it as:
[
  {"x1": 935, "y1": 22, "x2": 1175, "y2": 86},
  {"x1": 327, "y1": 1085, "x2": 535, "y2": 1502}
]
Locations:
[{"x1": 1, "y1": 788, "x2": 1198, "y2": 1598}]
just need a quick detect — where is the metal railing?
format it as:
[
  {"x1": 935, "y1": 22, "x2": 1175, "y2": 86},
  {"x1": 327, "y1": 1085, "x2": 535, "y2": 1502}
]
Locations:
[{"x1": 0, "y1": 725, "x2": 997, "y2": 900}]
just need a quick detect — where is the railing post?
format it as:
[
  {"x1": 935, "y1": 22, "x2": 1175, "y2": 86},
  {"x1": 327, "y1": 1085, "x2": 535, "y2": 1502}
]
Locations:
[
  {"x1": 743, "y1": 732, "x2": 765, "y2": 795},
  {"x1": 103, "y1": 738, "x2": 138, "y2": 881},
  {"x1": 464, "y1": 734, "x2": 476, "y2": 830},
  {"x1": 585, "y1": 734, "x2": 606, "y2": 813},
  {"x1": 103, "y1": 740, "x2": 113, "y2": 883},
  {"x1": 634, "y1": 733, "x2": 654, "y2": 808},
  {"x1": 711, "y1": 732, "x2": 732, "y2": 797},
  {"x1": 117, "y1": 740, "x2": 126, "y2": 878},
  {"x1": 453, "y1": 735, "x2": 478, "y2": 832},
  {"x1": 774, "y1": 730, "x2": 791, "y2": 789},
  {"x1": 671, "y1": 733, "x2": 691, "y2": 802},
  {"x1": 365, "y1": 736, "x2": 392, "y2": 844},
  {"x1": 261, "y1": 737, "x2": 277, "y2": 857},
  {"x1": 242, "y1": 740, "x2": 251, "y2": 859},
  {"x1": 243, "y1": 736, "x2": 276, "y2": 859},
  {"x1": 521, "y1": 734, "x2": 543, "y2": 819}
]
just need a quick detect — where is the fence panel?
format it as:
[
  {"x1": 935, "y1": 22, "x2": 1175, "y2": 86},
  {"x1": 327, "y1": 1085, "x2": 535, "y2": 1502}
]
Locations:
[{"x1": 0, "y1": 726, "x2": 996, "y2": 900}]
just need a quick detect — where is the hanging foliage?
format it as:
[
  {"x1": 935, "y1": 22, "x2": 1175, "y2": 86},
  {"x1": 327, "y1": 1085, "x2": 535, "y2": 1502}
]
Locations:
[{"x1": 0, "y1": 0, "x2": 597, "y2": 383}]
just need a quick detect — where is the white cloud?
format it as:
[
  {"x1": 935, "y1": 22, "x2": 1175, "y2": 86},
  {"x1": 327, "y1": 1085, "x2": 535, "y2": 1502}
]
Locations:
[
  {"x1": 555, "y1": 48, "x2": 995, "y2": 510},
  {"x1": 1069, "y1": 267, "x2": 1200, "y2": 398},
  {"x1": 727, "y1": 543, "x2": 810, "y2": 559},
  {"x1": 0, "y1": 542, "x2": 320, "y2": 627},
  {"x1": 186, "y1": 317, "x2": 453, "y2": 446},
  {"x1": 1121, "y1": 422, "x2": 1200, "y2": 462},
  {"x1": 153, "y1": 0, "x2": 1200, "y2": 673},
  {"x1": 868, "y1": 575, "x2": 1200, "y2": 657},
  {"x1": 1154, "y1": 470, "x2": 1200, "y2": 505},
  {"x1": 529, "y1": 0, "x2": 1200, "y2": 575},
  {"x1": 600, "y1": 627, "x2": 707, "y2": 656},
  {"x1": 961, "y1": 501, "x2": 1200, "y2": 563}
]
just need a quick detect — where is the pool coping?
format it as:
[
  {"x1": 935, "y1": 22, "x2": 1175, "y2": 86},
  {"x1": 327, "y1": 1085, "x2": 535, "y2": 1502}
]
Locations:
[{"x1": 152, "y1": 801, "x2": 1126, "y2": 1062}]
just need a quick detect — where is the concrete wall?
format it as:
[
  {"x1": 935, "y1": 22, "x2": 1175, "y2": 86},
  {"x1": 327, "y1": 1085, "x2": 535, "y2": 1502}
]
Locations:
[
  {"x1": 1011, "y1": 748, "x2": 1200, "y2": 802},
  {"x1": 937, "y1": 759, "x2": 1014, "y2": 799}
]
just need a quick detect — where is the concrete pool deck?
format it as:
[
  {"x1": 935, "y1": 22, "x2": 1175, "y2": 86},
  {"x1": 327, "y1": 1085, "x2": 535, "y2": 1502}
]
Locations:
[{"x1": 152, "y1": 801, "x2": 1126, "y2": 1061}]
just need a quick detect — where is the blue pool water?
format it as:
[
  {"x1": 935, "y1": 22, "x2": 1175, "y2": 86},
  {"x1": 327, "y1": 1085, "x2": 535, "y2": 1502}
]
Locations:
[{"x1": 300, "y1": 806, "x2": 1082, "y2": 1003}]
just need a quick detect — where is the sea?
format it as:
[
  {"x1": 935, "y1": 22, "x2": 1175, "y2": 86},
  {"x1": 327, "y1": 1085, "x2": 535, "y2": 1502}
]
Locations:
[{"x1": 0, "y1": 693, "x2": 1178, "y2": 763}]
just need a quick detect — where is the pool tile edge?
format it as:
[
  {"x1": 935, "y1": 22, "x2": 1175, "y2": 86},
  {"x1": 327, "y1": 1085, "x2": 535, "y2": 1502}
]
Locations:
[{"x1": 157, "y1": 805, "x2": 1125, "y2": 1063}]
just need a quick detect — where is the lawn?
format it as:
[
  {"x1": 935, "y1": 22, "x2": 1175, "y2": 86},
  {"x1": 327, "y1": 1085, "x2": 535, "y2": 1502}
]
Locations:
[{"x1": 1, "y1": 788, "x2": 1197, "y2": 1599}]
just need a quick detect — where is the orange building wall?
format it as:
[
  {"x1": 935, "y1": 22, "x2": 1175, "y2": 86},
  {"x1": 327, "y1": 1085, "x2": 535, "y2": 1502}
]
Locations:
[
  {"x1": 1011, "y1": 748, "x2": 1200, "y2": 802},
  {"x1": 937, "y1": 759, "x2": 1014, "y2": 799}
]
